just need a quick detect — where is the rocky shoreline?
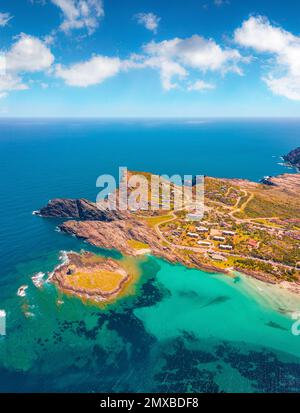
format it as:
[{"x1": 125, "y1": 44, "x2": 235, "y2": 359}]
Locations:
[
  {"x1": 58, "y1": 218, "x2": 227, "y2": 275},
  {"x1": 283, "y1": 147, "x2": 300, "y2": 171},
  {"x1": 35, "y1": 170, "x2": 300, "y2": 294},
  {"x1": 36, "y1": 198, "x2": 281, "y2": 285}
]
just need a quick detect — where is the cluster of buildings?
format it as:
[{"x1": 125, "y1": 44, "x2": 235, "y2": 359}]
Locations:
[
  {"x1": 176, "y1": 224, "x2": 236, "y2": 252},
  {"x1": 164, "y1": 220, "x2": 272, "y2": 264}
]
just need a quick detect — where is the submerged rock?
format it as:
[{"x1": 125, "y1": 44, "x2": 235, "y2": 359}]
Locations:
[{"x1": 17, "y1": 285, "x2": 28, "y2": 297}]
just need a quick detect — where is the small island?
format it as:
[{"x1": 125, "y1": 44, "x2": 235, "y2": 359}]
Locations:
[{"x1": 50, "y1": 251, "x2": 132, "y2": 303}]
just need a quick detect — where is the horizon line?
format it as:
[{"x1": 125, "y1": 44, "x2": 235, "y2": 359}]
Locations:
[{"x1": 1, "y1": 116, "x2": 300, "y2": 120}]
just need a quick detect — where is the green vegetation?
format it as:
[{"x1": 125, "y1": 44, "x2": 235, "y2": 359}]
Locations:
[
  {"x1": 233, "y1": 257, "x2": 297, "y2": 281},
  {"x1": 127, "y1": 239, "x2": 150, "y2": 250},
  {"x1": 67, "y1": 270, "x2": 124, "y2": 292},
  {"x1": 139, "y1": 214, "x2": 174, "y2": 228},
  {"x1": 205, "y1": 177, "x2": 243, "y2": 207},
  {"x1": 237, "y1": 192, "x2": 300, "y2": 220}
]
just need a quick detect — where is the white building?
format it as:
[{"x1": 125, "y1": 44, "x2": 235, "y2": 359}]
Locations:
[
  {"x1": 187, "y1": 232, "x2": 199, "y2": 238},
  {"x1": 196, "y1": 226, "x2": 209, "y2": 233},
  {"x1": 222, "y1": 231, "x2": 236, "y2": 236},
  {"x1": 197, "y1": 241, "x2": 212, "y2": 247},
  {"x1": 213, "y1": 236, "x2": 225, "y2": 242},
  {"x1": 219, "y1": 244, "x2": 233, "y2": 250},
  {"x1": 186, "y1": 213, "x2": 203, "y2": 221}
]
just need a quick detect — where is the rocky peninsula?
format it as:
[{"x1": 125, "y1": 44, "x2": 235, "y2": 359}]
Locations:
[
  {"x1": 36, "y1": 171, "x2": 300, "y2": 294},
  {"x1": 283, "y1": 147, "x2": 300, "y2": 171}
]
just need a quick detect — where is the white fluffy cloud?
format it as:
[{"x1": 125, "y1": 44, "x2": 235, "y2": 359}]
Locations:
[
  {"x1": 235, "y1": 15, "x2": 300, "y2": 100},
  {"x1": 187, "y1": 80, "x2": 215, "y2": 91},
  {"x1": 55, "y1": 55, "x2": 121, "y2": 86},
  {"x1": 0, "y1": 34, "x2": 54, "y2": 95},
  {"x1": 0, "y1": 12, "x2": 12, "y2": 27},
  {"x1": 143, "y1": 57, "x2": 188, "y2": 90},
  {"x1": 135, "y1": 12, "x2": 160, "y2": 33},
  {"x1": 0, "y1": 74, "x2": 28, "y2": 93},
  {"x1": 6, "y1": 34, "x2": 54, "y2": 72},
  {"x1": 51, "y1": 0, "x2": 104, "y2": 34},
  {"x1": 144, "y1": 36, "x2": 243, "y2": 73},
  {"x1": 139, "y1": 35, "x2": 245, "y2": 90},
  {"x1": 264, "y1": 75, "x2": 300, "y2": 101}
]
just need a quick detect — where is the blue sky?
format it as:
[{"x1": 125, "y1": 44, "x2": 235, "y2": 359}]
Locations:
[{"x1": 1, "y1": 0, "x2": 300, "y2": 117}]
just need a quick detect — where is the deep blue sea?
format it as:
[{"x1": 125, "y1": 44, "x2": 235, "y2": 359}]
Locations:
[{"x1": 0, "y1": 118, "x2": 299, "y2": 392}]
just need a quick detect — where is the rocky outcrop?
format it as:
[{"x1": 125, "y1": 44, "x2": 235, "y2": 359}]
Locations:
[
  {"x1": 259, "y1": 176, "x2": 277, "y2": 186},
  {"x1": 283, "y1": 147, "x2": 300, "y2": 170},
  {"x1": 59, "y1": 219, "x2": 170, "y2": 256},
  {"x1": 36, "y1": 198, "x2": 127, "y2": 221},
  {"x1": 51, "y1": 251, "x2": 130, "y2": 301}
]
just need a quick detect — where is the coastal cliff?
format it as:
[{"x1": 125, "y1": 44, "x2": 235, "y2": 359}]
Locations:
[
  {"x1": 36, "y1": 198, "x2": 127, "y2": 221},
  {"x1": 283, "y1": 147, "x2": 300, "y2": 171}
]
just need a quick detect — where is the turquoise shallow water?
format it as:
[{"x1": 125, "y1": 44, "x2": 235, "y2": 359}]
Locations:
[
  {"x1": 135, "y1": 261, "x2": 300, "y2": 358},
  {"x1": 0, "y1": 118, "x2": 300, "y2": 392}
]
